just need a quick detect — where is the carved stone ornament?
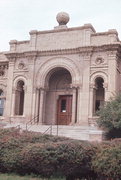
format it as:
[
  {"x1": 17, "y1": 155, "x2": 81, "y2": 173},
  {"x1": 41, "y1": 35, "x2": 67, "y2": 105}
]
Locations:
[
  {"x1": 18, "y1": 62, "x2": 25, "y2": 70},
  {"x1": 95, "y1": 57, "x2": 104, "y2": 65},
  {"x1": 90, "y1": 83, "x2": 96, "y2": 90},
  {"x1": 0, "y1": 70, "x2": 5, "y2": 77},
  {"x1": 0, "y1": 64, "x2": 8, "y2": 77}
]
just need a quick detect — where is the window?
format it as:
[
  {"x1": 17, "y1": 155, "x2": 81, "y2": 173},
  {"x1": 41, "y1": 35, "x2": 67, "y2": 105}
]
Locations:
[
  {"x1": 0, "y1": 89, "x2": 5, "y2": 116},
  {"x1": 93, "y1": 77, "x2": 105, "y2": 114},
  {"x1": 15, "y1": 80, "x2": 25, "y2": 115},
  {"x1": 61, "y1": 99, "x2": 66, "y2": 112}
]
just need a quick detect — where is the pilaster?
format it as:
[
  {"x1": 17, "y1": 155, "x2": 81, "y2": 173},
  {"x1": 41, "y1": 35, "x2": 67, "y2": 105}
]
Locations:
[
  {"x1": 5, "y1": 59, "x2": 15, "y2": 121},
  {"x1": 80, "y1": 53, "x2": 92, "y2": 125},
  {"x1": 108, "y1": 51, "x2": 118, "y2": 96}
]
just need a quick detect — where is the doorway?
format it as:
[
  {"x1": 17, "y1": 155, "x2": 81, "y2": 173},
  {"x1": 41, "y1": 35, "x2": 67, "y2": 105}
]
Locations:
[{"x1": 57, "y1": 95, "x2": 72, "y2": 125}]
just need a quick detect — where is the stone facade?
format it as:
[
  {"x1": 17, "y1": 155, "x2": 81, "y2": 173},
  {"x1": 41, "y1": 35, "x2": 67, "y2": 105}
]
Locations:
[{"x1": 0, "y1": 12, "x2": 121, "y2": 140}]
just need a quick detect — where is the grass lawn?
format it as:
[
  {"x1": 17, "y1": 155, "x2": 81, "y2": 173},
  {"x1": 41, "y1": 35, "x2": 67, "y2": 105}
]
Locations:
[{"x1": 0, "y1": 173, "x2": 65, "y2": 180}]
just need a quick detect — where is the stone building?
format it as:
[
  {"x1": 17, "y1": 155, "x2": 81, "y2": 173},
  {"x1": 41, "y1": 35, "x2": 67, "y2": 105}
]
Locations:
[{"x1": 0, "y1": 12, "x2": 121, "y2": 141}]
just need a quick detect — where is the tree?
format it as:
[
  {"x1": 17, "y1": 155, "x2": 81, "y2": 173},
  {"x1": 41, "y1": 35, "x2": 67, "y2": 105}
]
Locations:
[{"x1": 97, "y1": 93, "x2": 121, "y2": 139}]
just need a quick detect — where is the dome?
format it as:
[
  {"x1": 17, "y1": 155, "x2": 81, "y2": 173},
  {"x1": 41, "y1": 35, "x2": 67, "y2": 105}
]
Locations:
[{"x1": 56, "y1": 12, "x2": 70, "y2": 25}]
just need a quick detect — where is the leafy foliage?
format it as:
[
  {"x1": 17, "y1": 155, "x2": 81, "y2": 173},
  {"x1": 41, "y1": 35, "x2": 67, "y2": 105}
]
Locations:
[
  {"x1": 0, "y1": 128, "x2": 96, "y2": 179},
  {"x1": 2, "y1": 128, "x2": 121, "y2": 179},
  {"x1": 97, "y1": 93, "x2": 121, "y2": 139},
  {"x1": 92, "y1": 139, "x2": 121, "y2": 179}
]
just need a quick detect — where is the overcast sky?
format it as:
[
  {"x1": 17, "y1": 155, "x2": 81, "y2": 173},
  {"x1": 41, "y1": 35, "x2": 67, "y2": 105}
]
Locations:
[{"x1": 0, "y1": 0, "x2": 121, "y2": 51}]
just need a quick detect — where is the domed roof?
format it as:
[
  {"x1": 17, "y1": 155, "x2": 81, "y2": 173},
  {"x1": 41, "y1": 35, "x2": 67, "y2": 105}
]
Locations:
[{"x1": 56, "y1": 12, "x2": 70, "y2": 25}]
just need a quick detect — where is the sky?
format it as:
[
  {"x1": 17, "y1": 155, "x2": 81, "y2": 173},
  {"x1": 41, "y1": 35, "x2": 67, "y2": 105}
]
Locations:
[{"x1": 0, "y1": 0, "x2": 121, "y2": 51}]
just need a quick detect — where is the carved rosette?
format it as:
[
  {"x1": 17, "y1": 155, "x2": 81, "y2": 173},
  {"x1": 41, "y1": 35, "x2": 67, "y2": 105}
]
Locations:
[
  {"x1": 18, "y1": 62, "x2": 25, "y2": 70},
  {"x1": 95, "y1": 57, "x2": 104, "y2": 65}
]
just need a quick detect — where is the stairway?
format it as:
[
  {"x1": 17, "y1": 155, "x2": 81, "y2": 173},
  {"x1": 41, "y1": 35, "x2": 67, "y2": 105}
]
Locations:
[{"x1": 4, "y1": 123, "x2": 103, "y2": 141}]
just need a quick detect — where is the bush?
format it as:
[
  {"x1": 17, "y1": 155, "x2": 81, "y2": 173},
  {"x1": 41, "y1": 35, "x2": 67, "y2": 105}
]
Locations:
[
  {"x1": 0, "y1": 128, "x2": 96, "y2": 179},
  {"x1": 97, "y1": 93, "x2": 121, "y2": 139},
  {"x1": 92, "y1": 139, "x2": 121, "y2": 179},
  {"x1": 19, "y1": 141, "x2": 96, "y2": 179}
]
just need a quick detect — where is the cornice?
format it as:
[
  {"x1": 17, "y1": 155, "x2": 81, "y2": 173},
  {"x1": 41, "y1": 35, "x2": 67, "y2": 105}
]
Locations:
[
  {"x1": 91, "y1": 31, "x2": 118, "y2": 37},
  {"x1": 29, "y1": 24, "x2": 96, "y2": 35},
  {"x1": 4, "y1": 43, "x2": 121, "y2": 59}
]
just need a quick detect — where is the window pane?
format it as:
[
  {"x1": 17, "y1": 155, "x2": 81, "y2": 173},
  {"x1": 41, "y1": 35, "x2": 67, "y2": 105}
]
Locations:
[
  {"x1": 0, "y1": 99, "x2": 4, "y2": 116},
  {"x1": 0, "y1": 90, "x2": 4, "y2": 96},
  {"x1": 61, "y1": 99, "x2": 66, "y2": 112}
]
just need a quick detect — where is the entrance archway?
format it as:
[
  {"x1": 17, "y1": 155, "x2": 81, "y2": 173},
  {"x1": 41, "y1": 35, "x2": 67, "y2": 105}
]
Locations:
[{"x1": 44, "y1": 67, "x2": 72, "y2": 125}]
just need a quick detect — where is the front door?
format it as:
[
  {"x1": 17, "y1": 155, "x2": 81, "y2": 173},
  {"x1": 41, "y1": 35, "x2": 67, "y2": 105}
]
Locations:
[{"x1": 57, "y1": 95, "x2": 72, "y2": 125}]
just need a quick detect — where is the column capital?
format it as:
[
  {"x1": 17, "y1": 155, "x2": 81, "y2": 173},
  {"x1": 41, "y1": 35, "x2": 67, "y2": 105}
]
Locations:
[
  {"x1": 70, "y1": 83, "x2": 82, "y2": 89},
  {"x1": 103, "y1": 82, "x2": 108, "y2": 90},
  {"x1": 89, "y1": 83, "x2": 97, "y2": 90},
  {"x1": 36, "y1": 86, "x2": 46, "y2": 91}
]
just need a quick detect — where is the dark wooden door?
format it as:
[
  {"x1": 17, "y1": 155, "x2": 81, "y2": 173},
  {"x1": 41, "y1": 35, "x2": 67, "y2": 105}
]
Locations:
[{"x1": 57, "y1": 95, "x2": 72, "y2": 125}]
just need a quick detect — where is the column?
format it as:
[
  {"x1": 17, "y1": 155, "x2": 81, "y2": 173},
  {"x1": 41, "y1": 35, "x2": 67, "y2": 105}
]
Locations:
[
  {"x1": 76, "y1": 85, "x2": 82, "y2": 124},
  {"x1": 71, "y1": 87, "x2": 76, "y2": 124},
  {"x1": 34, "y1": 88, "x2": 40, "y2": 121},
  {"x1": 39, "y1": 88, "x2": 45, "y2": 124},
  {"x1": 103, "y1": 82, "x2": 109, "y2": 102},
  {"x1": 89, "y1": 83, "x2": 94, "y2": 118},
  {"x1": 23, "y1": 85, "x2": 27, "y2": 116},
  {"x1": 11, "y1": 87, "x2": 16, "y2": 116}
]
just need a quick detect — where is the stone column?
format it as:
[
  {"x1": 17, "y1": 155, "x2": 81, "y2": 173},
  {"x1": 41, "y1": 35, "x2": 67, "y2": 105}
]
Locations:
[
  {"x1": 23, "y1": 85, "x2": 27, "y2": 116},
  {"x1": 71, "y1": 87, "x2": 76, "y2": 124},
  {"x1": 89, "y1": 83, "x2": 95, "y2": 118},
  {"x1": 103, "y1": 82, "x2": 108, "y2": 102},
  {"x1": 11, "y1": 87, "x2": 16, "y2": 116},
  {"x1": 39, "y1": 88, "x2": 45, "y2": 124},
  {"x1": 34, "y1": 88, "x2": 40, "y2": 121},
  {"x1": 76, "y1": 85, "x2": 82, "y2": 124},
  {"x1": 71, "y1": 85, "x2": 81, "y2": 124}
]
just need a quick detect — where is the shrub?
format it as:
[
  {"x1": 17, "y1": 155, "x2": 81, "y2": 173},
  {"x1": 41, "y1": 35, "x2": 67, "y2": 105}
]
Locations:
[
  {"x1": 0, "y1": 128, "x2": 96, "y2": 179},
  {"x1": 97, "y1": 93, "x2": 121, "y2": 139},
  {"x1": 92, "y1": 139, "x2": 121, "y2": 179},
  {"x1": 18, "y1": 141, "x2": 96, "y2": 179}
]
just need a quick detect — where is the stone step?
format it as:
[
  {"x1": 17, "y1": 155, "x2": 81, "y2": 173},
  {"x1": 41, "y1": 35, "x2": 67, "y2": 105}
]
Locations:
[{"x1": 3, "y1": 123, "x2": 102, "y2": 141}]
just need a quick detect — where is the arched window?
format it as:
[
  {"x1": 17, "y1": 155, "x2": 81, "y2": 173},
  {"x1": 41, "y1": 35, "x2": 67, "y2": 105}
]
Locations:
[
  {"x1": 15, "y1": 80, "x2": 25, "y2": 115},
  {"x1": 0, "y1": 89, "x2": 5, "y2": 116},
  {"x1": 93, "y1": 77, "x2": 105, "y2": 114}
]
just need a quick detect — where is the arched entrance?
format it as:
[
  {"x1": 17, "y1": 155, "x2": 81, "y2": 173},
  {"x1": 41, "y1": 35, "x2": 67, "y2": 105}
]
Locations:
[{"x1": 44, "y1": 67, "x2": 72, "y2": 125}]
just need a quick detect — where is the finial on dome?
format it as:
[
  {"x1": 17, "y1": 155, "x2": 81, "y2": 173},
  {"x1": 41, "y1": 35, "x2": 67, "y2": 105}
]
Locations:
[{"x1": 56, "y1": 12, "x2": 70, "y2": 26}]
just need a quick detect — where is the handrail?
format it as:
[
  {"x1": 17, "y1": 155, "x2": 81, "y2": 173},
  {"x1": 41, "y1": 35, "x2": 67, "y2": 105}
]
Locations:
[
  {"x1": 15, "y1": 125, "x2": 21, "y2": 130},
  {"x1": 26, "y1": 115, "x2": 39, "y2": 131},
  {"x1": 42, "y1": 125, "x2": 52, "y2": 135}
]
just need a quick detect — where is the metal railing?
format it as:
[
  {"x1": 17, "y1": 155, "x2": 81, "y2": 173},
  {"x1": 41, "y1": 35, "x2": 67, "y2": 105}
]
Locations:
[
  {"x1": 42, "y1": 125, "x2": 53, "y2": 135},
  {"x1": 26, "y1": 115, "x2": 39, "y2": 131},
  {"x1": 15, "y1": 124, "x2": 21, "y2": 130}
]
